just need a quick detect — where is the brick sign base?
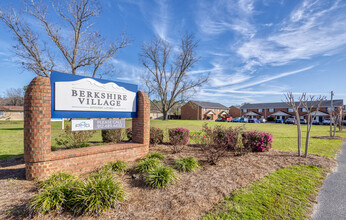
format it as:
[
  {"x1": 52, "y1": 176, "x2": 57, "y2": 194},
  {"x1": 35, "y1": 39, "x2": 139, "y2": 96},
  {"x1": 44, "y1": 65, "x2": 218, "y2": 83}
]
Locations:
[{"x1": 24, "y1": 76, "x2": 150, "y2": 180}]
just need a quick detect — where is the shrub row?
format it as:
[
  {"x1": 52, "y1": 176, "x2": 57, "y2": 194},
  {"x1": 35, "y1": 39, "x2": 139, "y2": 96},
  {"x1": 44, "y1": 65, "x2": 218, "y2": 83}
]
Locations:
[{"x1": 190, "y1": 124, "x2": 273, "y2": 165}]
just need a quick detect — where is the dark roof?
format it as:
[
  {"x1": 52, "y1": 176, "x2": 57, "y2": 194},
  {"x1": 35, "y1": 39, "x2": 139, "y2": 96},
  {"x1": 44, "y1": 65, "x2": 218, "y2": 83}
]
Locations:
[
  {"x1": 241, "y1": 99, "x2": 344, "y2": 109},
  {"x1": 0, "y1": 106, "x2": 24, "y2": 111},
  {"x1": 191, "y1": 101, "x2": 227, "y2": 109}
]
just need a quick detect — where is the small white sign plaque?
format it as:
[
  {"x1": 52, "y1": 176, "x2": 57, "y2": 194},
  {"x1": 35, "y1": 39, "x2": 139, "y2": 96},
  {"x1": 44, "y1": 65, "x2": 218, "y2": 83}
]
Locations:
[
  {"x1": 71, "y1": 120, "x2": 94, "y2": 131},
  {"x1": 55, "y1": 78, "x2": 136, "y2": 112}
]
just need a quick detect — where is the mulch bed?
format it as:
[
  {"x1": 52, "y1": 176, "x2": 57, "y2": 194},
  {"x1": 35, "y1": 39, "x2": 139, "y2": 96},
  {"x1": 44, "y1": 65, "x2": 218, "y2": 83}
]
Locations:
[{"x1": 0, "y1": 145, "x2": 336, "y2": 220}]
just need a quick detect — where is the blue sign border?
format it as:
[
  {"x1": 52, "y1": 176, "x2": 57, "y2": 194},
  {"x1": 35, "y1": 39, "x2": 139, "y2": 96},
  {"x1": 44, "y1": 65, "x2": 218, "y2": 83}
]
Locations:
[{"x1": 51, "y1": 71, "x2": 138, "y2": 119}]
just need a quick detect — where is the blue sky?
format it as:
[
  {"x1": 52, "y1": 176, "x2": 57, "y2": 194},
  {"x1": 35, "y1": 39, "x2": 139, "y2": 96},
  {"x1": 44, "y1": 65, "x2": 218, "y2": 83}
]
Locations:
[{"x1": 0, "y1": 0, "x2": 345, "y2": 106}]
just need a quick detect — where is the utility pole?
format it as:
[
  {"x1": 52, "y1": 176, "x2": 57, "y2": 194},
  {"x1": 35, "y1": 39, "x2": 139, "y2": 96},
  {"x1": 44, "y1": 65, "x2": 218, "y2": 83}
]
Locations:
[{"x1": 329, "y1": 91, "x2": 334, "y2": 137}]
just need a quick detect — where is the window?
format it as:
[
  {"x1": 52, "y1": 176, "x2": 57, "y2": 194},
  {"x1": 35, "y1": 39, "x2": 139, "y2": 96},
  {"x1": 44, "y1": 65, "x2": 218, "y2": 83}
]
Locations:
[
  {"x1": 217, "y1": 109, "x2": 220, "y2": 111},
  {"x1": 0, "y1": 111, "x2": 4, "y2": 115},
  {"x1": 212, "y1": 109, "x2": 215, "y2": 112},
  {"x1": 203, "y1": 108, "x2": 206, "y2": 111},
  {"x1": 268, "y1": 108, "x2": 275, "y2": 112},
  {"x1": 287, "y1": 108, "x2": 294, "y2": 112},
  {"x1": 258, "y1": 109, "x2": 263, "y2": 112},
  {"x1": 301, "y1": 108, "x2": 307, "y2": 112},
  {"x1": 327, "y1": 107, "x2": 335, "y2": 112},
  {"x1": 243, "y1": 109, "x2": 248, "y2": 113}
]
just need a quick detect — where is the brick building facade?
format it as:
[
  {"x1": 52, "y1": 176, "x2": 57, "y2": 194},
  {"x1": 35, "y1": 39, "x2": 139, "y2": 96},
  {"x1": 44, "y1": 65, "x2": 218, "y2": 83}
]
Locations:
[
  {"x1": 228, "y1": 106, "x2": 241, "y2": 118},
  {"x1": 181, "y1": 101, "x2": 228, "y2": 120},
  {"x1": 240, "y1": 100, "x2": 344, "y2": 122}
]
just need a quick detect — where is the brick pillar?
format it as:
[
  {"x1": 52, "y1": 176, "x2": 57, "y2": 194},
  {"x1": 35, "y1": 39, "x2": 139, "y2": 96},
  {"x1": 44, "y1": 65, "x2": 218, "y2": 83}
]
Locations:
[
  {"x1": 132, "y1": 91, "x2": 150, "y2": 146},
  {"x1": 24, "y1": 76, "x2": 51, "y2": 180}
]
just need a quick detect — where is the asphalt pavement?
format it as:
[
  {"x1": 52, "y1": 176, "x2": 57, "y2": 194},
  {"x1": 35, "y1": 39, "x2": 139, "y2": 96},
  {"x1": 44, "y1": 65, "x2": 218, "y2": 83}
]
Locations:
[{"x1": 313, "y1": 142, "x2": 346, "y2": 220}]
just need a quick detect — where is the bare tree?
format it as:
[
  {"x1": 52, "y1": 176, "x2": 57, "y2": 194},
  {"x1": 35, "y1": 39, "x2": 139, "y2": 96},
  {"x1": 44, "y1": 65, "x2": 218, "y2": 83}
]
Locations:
[
  {"x1": 301, "y1": 94, "x2": 326, "y2": 158},
  {"x1": 0, "y1": 0, "x2": 129, "y2": 78},
  {"x1": 284, "y1": 92, "x2": 304, "y2": 156},
  {"x1": 140, "y1": 34, "x2": 208, "y2": 120},
  {"x1": 3, "y1": 88, "x2": 25, "y2": 106},
  {"x1": 328, "y1": 91, "x2": 334, "y2": 137}
]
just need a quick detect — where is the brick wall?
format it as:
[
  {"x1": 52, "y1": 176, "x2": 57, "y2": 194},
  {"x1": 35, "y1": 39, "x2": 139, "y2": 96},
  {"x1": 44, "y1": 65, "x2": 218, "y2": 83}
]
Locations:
[
  {"x1": 229, "y1": 106, "x2": 241, "y2": 118},
  {"x1": 24, "y1": 76, "x2": 149, "y2": 180},
  {"x1": 181, "y1": 101, "x2": 201, "y2": 120}
]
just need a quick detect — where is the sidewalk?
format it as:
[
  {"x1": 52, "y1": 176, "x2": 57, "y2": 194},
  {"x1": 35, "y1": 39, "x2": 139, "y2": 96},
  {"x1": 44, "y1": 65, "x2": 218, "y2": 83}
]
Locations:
[{"x1": 313, "y1": 142, "x2": 346, "y2": 220}]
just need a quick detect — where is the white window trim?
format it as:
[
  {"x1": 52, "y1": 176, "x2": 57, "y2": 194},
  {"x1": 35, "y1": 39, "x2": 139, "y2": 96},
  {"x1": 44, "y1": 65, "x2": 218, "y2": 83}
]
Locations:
[
  {"x1": 269, "y1": 108, "x2": 275, "y2": 112},
  {"x1": 243, "y1": 109, "x2": 248, "y2": 113}
]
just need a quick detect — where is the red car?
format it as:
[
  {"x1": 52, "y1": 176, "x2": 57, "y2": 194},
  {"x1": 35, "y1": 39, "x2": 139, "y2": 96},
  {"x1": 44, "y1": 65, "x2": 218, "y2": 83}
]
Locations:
[{"x1": 222, "y1": 117, "x2": 233, "y2": 122}]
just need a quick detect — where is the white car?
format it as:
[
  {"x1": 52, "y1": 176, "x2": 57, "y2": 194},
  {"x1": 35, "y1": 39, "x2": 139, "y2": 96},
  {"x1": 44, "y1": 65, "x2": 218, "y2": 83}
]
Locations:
[{"x1": 322, "y1": 118, "x2": 334, "y2": 125}]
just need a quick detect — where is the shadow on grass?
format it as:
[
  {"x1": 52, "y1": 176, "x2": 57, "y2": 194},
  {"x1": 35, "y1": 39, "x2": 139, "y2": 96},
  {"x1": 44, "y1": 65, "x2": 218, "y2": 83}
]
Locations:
[
  {"x1": 0, "y1": 155, "x2": 24, "y2": 163},
  {"x1": 0, "y1": 128, "x2": 23, "y2": 131}
]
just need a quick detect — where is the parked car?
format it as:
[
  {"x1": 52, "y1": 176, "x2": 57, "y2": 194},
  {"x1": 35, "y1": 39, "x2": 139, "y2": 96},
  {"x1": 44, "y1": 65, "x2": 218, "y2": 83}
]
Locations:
[
  {"x1": 312, "y1": 120, "x2": 320, "y2": 125},
  {"x1": 285, "y1": 118, "x2": 296, "y2": 124},
  {"x1": 232, "y1": 117, "x2": 241, "y2": 122},
  {"x1": 239, "y1": 117, "x2": 248, "y2": 123},
  {"x1": 215, "y1": 118, "x2": 223, "y2": 122},
  {"x1": 343, "y1": 120, "x2": 346, "y2": 125},
  {"x1": 322, "y1": 118, "x2": 334, "y2": 125},
  {"x1": 222, "y1": 117, "x2": 233, "y2": 122},
  {"x1": 300, "y1": 119, "x2": 307, "y2": 124},
  {"x1": 248, "y1": 118, "x2": 260, "y2": 123},
  {"x1": 259, "y1": 118, "x2": 267, "y2": 123},
  {"x1": 276, "y1": 119, "x2": 284, "y2": 123}
]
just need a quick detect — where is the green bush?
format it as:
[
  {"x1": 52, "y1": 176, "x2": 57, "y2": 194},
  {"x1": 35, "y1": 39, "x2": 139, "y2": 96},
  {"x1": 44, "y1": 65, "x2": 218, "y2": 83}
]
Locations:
[
  {"x1": 145, "y1": 166, "x2": 178, "y2": 188},
  {"x1": 55, "y1": 125, "x2": 95, "y2": 149},
  {"x1": 29, "y1": 171, "x2": 125, "y2": 216},
  {"x1": 125, "y1": 128, "x2": 132, "y2": 141},
  {"x1": 30, "y1": 172, "x2": 79, "y2": 215},
  {"x1": 102, "y1": 129, "x2": 122, "y2": 143},
  {"x1": 103, "y1": 160, "x2": 128, "y2": 172},
  {"x1": 136, "y1": 158, "x2": 162, "y2": 173},
  {"x1": 173, "y1": 157, "x2": 200, "y2": 172},
  {"x1": 70, "y1": 172, "x2": 125, "y2": 215},
  {"x1": 146, "y1": 152, "x2": 165, "y2": 161}
]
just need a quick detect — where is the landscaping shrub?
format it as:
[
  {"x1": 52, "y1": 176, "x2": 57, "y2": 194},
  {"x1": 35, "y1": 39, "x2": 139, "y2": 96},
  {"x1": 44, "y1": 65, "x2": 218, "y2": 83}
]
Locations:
[
  {"x1": 136, "y1": 158, "x2": 162, "y2": 173},
  {"x1": 30, "y1": 171, "x2": 125, "y2": 216},
  {"x1": 30, "y1": 172, "x2": 79, "y2": 215},
  {"x1": 102, "y1": 129, "x2": 122, "y2": 143},
  {"x1": 55, "y1": 125, "x2": 95, "y2": 149},
  {"x1": 242, "y1": 131, "x2": 273, "y2": 152},
  {"x1": 144, "y1": 166, "x2": 178, "y2": 188},
  {"x1": 168, "y1": 128, "x2": 190, "y2": 153},
  {"x1": 125, "y1": 128, "x2": 132, "y2": 141},
  {"x1": 150, "y1": 127, "x2": 164, "y2": 145},
  {"x1": 173, "y1": 157, "x2": 200, "y2": 172},
  {"x1": 70, "y1": 171, "x2": 125, "y2": 215},
  {"x1": 103, "y1": 160, "x2": 128, "y2": 173},
  {"x1": 146, "y1": 152, "x2": 165, "y2": 161}
]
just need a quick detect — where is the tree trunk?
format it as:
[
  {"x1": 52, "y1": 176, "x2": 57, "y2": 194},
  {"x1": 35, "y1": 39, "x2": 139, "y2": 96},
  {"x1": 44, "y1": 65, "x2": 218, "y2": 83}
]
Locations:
[
  {"x1": 162, "y1": 111, "x2": 168, "y2": 120},
  {"x1": 305, "y1": 116, "x2": 312, "y2": 158},
  {"x1": 295, "y1": 113, "x2": 302, "y2": 156}
]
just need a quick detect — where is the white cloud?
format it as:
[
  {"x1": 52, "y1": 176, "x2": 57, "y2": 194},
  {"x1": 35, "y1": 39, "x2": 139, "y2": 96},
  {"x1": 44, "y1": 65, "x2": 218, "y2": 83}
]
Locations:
[{"x1": 237, "y1": 0, "x2": 346, "y2": 69}]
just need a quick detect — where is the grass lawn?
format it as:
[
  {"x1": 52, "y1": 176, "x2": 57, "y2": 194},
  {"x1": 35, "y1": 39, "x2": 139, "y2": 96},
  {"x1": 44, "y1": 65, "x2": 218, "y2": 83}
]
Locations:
[
  {"x1": 0, "y1": 119, "x2": 345, "y2": 160},
  {"x1": 203, "y1": 165, "x2": 325, "y2": 220}
]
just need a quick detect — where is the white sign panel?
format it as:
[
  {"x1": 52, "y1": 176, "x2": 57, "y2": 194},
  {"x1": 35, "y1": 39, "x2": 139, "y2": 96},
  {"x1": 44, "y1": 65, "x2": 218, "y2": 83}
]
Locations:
[
  {"x1": 71, "y1": 120, "x2": 94, "y2": 131},
  {"x1": 55, "y1": 78, "x2": 136, "y2": 112}
]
